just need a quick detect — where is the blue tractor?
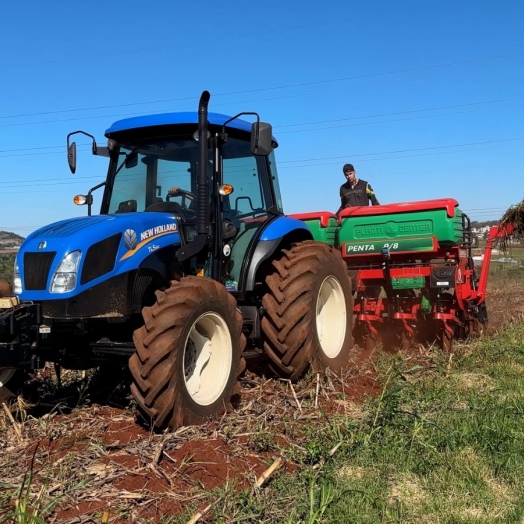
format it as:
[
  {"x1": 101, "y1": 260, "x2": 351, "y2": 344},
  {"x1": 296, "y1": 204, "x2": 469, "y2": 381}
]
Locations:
[{"x1": 0, "y1": 91, "x2": 353, "y2": 430}]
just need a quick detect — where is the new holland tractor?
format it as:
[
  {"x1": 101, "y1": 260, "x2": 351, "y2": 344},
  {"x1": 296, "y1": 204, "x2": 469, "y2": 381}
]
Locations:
[{"x1": 0, "y1": 91, "x2": 354, "y2": 430}]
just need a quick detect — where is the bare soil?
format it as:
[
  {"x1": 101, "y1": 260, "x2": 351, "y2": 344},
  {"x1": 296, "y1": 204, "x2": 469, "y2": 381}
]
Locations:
[{"x1": 1, "y1": 271, "x2": 523, "y2": 523}]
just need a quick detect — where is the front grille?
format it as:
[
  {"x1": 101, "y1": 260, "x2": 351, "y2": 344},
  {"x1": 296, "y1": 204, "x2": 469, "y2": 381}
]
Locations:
[
  {"x1": 24, "y1": 252, "x2": 57, "y2": 290},
  {"x1": 80, "y1": 233, "x2": 122, "y2": 285}
]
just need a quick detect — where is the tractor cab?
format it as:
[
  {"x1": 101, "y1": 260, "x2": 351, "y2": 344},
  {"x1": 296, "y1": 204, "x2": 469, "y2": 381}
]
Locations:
[{"x1": 68, "y1": 109, "x2": 283, "y2": 293}]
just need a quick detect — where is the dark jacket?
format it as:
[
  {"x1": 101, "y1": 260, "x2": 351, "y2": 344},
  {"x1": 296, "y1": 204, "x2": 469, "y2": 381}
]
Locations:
[{"x1": 337, "y1": 178, "x2": 379, "y2": 213}]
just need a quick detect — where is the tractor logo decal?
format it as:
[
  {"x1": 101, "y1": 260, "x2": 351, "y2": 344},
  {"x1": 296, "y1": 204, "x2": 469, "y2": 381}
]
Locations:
[
  {"x1": 38, "y1": 241, "x2": 47, "y2": 250},
  {"x1": 124, "y1": 229, "x2": 137, "y2": 250},
  {"x1": 140, "y1": 222, "x2": 177, "y2": 241},
  {"x1": 385, "y1": 222, "x2": 398, "y2": 237},
  {"x1": 119, "y1": 222, "x2": 178, "y2": 261},
  {"x1": 355, "y1": 221, "x2": 432, "y2": 239}
]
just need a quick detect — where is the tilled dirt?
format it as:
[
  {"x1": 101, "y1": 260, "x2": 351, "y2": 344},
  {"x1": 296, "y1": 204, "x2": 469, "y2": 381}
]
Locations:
[
  {"x1": 0, "y1": 357, "x2": 379, "y2": 523},
  {"x1": 1, "y1": 272, "x2": 523, "y2": 523}
]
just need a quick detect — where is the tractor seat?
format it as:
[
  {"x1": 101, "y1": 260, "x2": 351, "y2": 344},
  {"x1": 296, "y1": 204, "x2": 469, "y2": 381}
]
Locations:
[
  {"x1": 145, "y1": 201, "x2": 184, "y2": 214},
  {"x1": 115, "y1": 199, "x2": 138, "y2": 213}
]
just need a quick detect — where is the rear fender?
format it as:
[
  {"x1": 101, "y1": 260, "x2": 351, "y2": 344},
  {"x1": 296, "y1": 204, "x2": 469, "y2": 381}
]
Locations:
[{"x1": 244, "y1": 217, "x2": 312, "y2": 291}]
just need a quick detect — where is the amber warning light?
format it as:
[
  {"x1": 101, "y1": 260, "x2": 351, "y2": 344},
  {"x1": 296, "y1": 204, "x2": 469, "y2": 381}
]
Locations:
[
  {"x1": 73, "y1": 195, "x2": 87, "y2": 205},
  {"x1": 219, "y1": 184, "x2": 234, "y2": 196}
]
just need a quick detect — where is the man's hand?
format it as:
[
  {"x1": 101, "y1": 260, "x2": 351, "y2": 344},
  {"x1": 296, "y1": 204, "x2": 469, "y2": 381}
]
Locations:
[{"x1": 167, "y1": 186, "x2": 181, "y2": 197}]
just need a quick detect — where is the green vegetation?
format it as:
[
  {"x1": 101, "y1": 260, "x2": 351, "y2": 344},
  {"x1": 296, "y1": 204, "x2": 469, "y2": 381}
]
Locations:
[
  {"x1": 0, "y1": 231, "x2": 23, "y2": 283},
  {"x1": 0, "y1": 254, "x2": 15, "y2": 283},
  {"x1": 172, "y1": 325, "x2": 524, "y2": 523}
]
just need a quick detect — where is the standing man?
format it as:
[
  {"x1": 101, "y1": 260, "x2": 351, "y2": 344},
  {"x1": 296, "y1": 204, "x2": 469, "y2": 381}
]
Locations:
[{"x1": 337, "y1": 163, "x2": 379, "y2": 213}]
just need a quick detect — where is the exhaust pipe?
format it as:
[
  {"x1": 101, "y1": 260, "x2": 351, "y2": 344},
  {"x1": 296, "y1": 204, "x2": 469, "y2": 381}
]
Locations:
[
  {"x1": 177, "y1": 90, "x2": 211, "y2": 262},
  {"x1": 197, "y1": 90, "x2": 211, "y2": 236}
]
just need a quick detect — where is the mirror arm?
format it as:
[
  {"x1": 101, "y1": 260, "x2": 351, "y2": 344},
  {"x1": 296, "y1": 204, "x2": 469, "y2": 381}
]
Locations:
[
  {"x1": 93, "y1": 146, "x2": 110, "y2": 158},
  {"x1": 67, "y1": 130, "x2": 97, "y2": 153},
  {"x1": 86, "y1": 181, "x2": 107, "y2": 216},
  {"x1": 220, "y1": 112, "x2": 259, "y2": 141}
]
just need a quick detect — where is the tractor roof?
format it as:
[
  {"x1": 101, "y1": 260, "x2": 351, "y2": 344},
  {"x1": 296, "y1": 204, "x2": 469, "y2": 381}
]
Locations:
[{"x1": 106, "y1": 112, "x2": 255, "y2": 137}]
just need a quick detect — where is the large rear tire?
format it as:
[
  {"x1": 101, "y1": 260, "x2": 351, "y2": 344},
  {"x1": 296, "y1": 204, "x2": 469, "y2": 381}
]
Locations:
[
  {"x1": 129, "y1": 277, "x2": 246, "y2": 431},
  {"x1": 261, "y1": 241, "x2": 354, "y2": 381}
]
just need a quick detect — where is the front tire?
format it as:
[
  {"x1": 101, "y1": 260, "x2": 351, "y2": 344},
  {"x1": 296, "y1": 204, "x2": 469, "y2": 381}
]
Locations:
[
  {"x1": 129, "y1": 277, "x2": 246, "y2": 431},
  {"x1": 261, "y1": 241, "x2": 354, "y2": 381}
]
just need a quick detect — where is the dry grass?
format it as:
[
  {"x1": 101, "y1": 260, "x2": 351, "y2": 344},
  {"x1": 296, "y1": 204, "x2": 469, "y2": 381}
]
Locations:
[
  {"x1": 388, "y1": 473, "x2": 427, "y2": 507},
  {"x1": 499, "y1": 198, "x2": 524, "y2": 252},
  {"x1": 500, "y1": 198, "x2": 524, "y2": 234},
  {"x1": 450, "y1": 372, "x2": 494, "y2": 392}
]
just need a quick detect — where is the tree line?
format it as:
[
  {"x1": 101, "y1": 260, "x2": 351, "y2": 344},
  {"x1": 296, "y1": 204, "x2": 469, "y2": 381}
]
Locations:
[{"x1": 0, "y1": 230, "x2": 24, "y2": 241}]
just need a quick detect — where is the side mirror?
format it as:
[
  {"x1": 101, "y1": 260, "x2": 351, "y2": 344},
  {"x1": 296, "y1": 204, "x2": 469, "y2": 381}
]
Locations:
[
  {"x1": 68, "y1": 142, "x2": 77, "y2": 174},
  {"x1": 222, "y1": 220, "x2": 237, "y2": 240},
  {"x1": 66, "y1": 130, "x2": 109, "y2": 174},
  {"x1": 251, "y1": 122, "x2": 273, "y2": 156},
  {"x1": 126, "y1": 152, "x2": 138, "y2": 169}
]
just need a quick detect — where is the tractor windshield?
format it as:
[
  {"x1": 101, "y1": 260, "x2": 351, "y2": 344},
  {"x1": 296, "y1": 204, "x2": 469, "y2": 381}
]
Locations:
[
  {"x1": 106, "y1": 134, "x2": 279, "y2": 218},
  {"x1": 107, "y1": 140, "x2": 199, "y2": 214}
]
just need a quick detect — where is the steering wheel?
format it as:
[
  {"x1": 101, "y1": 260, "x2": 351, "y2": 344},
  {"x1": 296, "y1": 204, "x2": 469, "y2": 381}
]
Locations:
[
  {"x1": 166, "y1": 188, "x2": 195, "y2": 210},
  {"x1": 165, "y1": 187, "x2": 196, "y2": 219}
]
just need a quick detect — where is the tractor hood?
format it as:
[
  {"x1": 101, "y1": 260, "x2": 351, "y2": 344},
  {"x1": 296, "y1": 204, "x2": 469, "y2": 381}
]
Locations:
[{"x1": 17, "y1": 212, "x2": 181, "y2": 301}]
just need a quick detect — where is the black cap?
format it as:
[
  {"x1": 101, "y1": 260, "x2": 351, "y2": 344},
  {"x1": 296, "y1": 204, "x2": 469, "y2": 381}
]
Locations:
[{"x1": 343, "y1": 163, "x2": 354, "y2": 173}]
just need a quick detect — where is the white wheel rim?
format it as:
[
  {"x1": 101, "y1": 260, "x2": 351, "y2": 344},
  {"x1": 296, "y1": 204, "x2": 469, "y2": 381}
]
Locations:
[
  {"x1": 316, "y1": 276, "x2": 347, "y2": 359},
  {"x1": 0, "y1": 368, "x2": 15, "y2": 388},
  {"x1": 183, "y1": 312, "x2": 233, "y2": 406}
]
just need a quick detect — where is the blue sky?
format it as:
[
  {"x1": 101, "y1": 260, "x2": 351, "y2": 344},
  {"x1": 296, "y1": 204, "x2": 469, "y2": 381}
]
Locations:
[{"x1": 1, "y1": 0, "x2": 523, "y2": 237}]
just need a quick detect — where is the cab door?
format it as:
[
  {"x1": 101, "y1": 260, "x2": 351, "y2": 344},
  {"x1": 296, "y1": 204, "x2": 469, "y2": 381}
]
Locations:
[{"x1": 220, "y1": 139, "x2": 274, "y2": 292}]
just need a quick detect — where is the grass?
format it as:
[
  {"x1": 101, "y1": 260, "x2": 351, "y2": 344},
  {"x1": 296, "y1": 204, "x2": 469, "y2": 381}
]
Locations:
[{"x1": 169, "y1": 324, "x2": 524, "y2": 523}]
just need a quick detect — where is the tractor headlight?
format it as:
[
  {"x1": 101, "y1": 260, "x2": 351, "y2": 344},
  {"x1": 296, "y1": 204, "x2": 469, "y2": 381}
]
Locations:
[
  {"x1": 50, "y1": 251, "x2": 82, "y2": 293},
  {"x1": 13, "y1": 259, "x2": 21, "y2": 294}
]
